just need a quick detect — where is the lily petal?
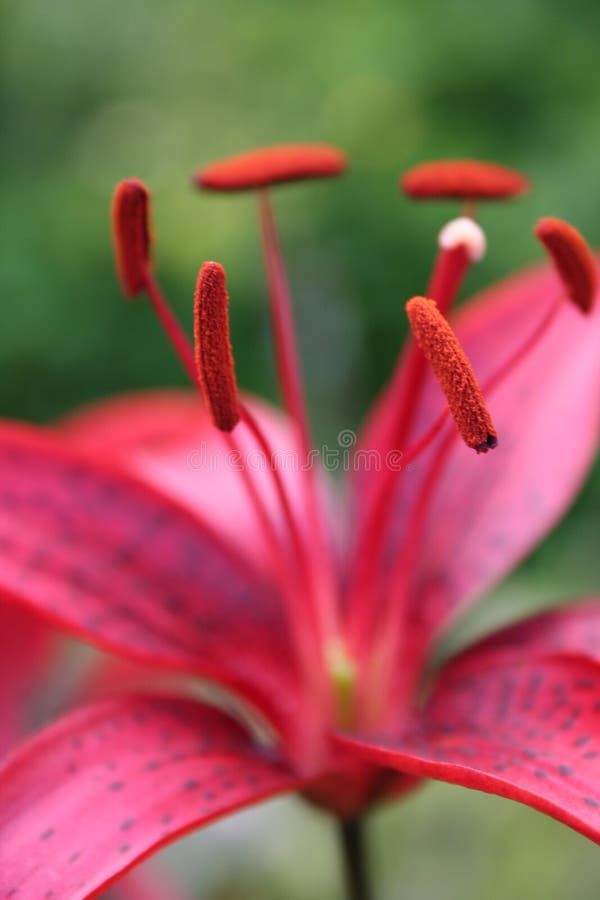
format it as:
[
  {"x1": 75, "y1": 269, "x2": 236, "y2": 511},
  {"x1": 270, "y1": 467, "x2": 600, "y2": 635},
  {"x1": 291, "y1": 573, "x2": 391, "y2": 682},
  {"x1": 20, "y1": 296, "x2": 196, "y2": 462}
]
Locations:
[
  {"x1": 337, "y1": 656, "x2": 600, "y2": 844},
  {"x1": 0, "y1": 422, "x2": 300, "y2": 733},
  {"x1": 0, "y1": 695, "x2": 301, "y2": 899},
  {"x1": 447, "y1": 597, "x2": 600, "y2": 675},
  {"x1": 59, "y1": 389, "x2": 311, "y2": 575},
  {"x1": 355, "y1": 262, "x2": 600, "y2": 678}
]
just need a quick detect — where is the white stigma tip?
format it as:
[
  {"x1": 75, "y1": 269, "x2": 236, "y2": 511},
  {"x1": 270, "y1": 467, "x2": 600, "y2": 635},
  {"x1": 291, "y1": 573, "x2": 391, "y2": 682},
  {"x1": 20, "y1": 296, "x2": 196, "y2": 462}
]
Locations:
[{"x1": 438, "y1": 216, "x2": 486, "y2": 262}]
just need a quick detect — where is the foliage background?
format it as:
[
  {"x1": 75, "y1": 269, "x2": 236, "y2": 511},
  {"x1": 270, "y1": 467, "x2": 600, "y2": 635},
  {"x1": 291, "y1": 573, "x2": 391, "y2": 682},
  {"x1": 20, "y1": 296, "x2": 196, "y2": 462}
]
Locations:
[{"x1": 2, "y1": 0, "x2": 600, "y2": 896}]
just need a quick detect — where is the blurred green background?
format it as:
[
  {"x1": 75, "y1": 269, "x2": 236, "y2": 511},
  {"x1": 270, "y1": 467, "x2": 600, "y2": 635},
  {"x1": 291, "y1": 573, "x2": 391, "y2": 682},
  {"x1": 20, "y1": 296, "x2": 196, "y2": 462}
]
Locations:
[{"x1": 3, "y1": 0, "x2": 600, "y2": 896}]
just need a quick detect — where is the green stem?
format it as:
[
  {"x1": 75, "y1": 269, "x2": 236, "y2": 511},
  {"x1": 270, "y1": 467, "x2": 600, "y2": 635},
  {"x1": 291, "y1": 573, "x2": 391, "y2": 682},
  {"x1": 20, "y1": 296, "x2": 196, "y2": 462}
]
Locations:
[{"x1": 338, "y1": 817, "x2": 372, "y2": 900}]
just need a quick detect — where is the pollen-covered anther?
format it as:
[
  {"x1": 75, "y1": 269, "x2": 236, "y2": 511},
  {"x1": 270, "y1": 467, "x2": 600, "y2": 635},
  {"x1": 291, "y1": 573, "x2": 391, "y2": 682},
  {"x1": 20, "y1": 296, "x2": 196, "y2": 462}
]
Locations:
[
  {"x1": 401, "y1": 159, "x2": 530, "y2": 201},
  {"x1": 195, "y1": 143, "x2": 347, "y2": 192},
  {"x1": 111, "y1": 179, "x2": 152, "y2": 298},
  {"x1": 406, "y1": 297, "x2": 498, "y2": 453},
  {"x1": 438, "y1": 217, "x2": 487, "y2": 262},
  {"x1": 535, "y1": 217, "x2": 597, "y2": 314},
  {"x1": 194, "y1": 262, "x2": 241, "y2": 432}
]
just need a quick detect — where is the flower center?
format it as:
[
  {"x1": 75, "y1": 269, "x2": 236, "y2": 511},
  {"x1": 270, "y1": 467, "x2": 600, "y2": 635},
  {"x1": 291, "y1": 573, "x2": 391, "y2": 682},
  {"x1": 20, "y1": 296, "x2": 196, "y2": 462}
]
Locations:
[{"x1": 111, "y1": 155, "x2": 597, "y2": 737}]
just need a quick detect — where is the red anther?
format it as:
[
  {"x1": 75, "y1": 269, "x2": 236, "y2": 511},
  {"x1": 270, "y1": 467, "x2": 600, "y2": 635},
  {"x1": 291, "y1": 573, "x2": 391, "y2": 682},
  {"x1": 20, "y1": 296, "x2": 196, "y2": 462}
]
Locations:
[
  {"x1": 535, "y1": 217, "x2": 597, "y2": 314},
  {"x1": 405, "y1": 297, "x2": 498, "y2": 453},
  {"x1": 194, "y1": 262, "x2": 240, "y2": 432},
  {"x1": 195, "y1": 143, "x2": 347, "y2": 192},
  {"x1": 401, "y1": 159, "x2": 529, "y2": 201},
  {"x1": 111, "y1": 179, "x2": 151, "y2": 298}
]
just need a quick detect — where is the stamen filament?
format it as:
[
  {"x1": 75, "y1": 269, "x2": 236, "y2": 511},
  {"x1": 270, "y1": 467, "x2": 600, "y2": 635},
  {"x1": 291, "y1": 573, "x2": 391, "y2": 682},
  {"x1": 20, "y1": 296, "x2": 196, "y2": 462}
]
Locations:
[
  {"x1": 222, "y1": 425, "x2": 324, "y2": 687},
  {"x1": 144, "y1": 273, "x2": 199, "y2": 385},
  {"x1": 240, "y1": 404, "x2": 316, "y2": 607},
  {"x1": 258, "y1": 190, "x2": 312, "y2": 448},
  {"x1": 258, "y1": 189, "x2": 340, "y2": 643}
]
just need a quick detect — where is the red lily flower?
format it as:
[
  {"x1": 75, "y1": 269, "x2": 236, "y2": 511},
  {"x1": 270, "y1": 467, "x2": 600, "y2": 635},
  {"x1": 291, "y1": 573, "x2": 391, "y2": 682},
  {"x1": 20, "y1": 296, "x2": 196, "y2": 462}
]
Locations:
[{"x1": 1, "y1": 149, "x2": 600, "y2": 900}]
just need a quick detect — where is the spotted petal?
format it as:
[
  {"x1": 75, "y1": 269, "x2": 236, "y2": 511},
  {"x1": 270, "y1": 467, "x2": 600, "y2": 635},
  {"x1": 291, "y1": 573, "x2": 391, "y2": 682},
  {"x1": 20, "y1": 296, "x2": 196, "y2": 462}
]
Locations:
[
  {"x1": 0, "y1": 422, "x2": 301, "y2": 735},
  {"x1": 0, "y1": 695, "x2": 301, "y2": 899},
  {"x1": 338, "y1": 653, "x2": 600, "y2": 844}
]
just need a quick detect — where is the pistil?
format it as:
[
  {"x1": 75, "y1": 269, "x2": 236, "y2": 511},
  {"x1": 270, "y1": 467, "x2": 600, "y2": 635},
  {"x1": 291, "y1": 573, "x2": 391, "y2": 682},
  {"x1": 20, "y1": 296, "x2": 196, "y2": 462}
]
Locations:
[{"x1": 347, "y1": 219, "x2": 486, "y2": 649}]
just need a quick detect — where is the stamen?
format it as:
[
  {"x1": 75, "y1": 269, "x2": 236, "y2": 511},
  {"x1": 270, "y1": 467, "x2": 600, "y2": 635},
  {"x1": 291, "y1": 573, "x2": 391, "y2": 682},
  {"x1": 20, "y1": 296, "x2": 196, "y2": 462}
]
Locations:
[
  {"x1": 535, "y1": 217, "x2": 597, "y2": 314},
  {"x1": 405, "y1": 297, "x2": 498, "y2": 453},
  {"x1": 401, "y1": 159, "x2": 530, "y2": 201},
  {"x1": 195, "y1": 143, "x2": 347, "y2": 191},
  {"x1": 111, "y1": 179, "x2": 151, "y2": 298},
  {"x1": 193, "y1": 262, "x2": 241, "y2": 432},
  {"x1": 194, "y1": 149, "x2": 344, "y2": 651},
  {"x1": 112, "y1": 208, "x2": 326, "y2": 698},
  {"x1": 345, "y1": 221, "x2": 486, "y2": 650}
]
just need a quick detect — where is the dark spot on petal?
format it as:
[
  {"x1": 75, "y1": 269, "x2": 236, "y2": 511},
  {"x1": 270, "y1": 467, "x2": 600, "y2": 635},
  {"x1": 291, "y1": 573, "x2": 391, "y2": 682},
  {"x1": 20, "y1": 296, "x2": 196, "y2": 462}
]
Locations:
[
  {"x1": 108, "y1": 780, "x2": 125, "y2": 792},
  {"x1": 69, "y1": 852, "x2": 81, "y2": 864},
  {"x1": 183, "y1": 779, "x2": 199, "y2": 791},
  {"x1": 585, "y1": 797, "x2": 600, "y2": 808},
  {"x1": 40, "y1": 828, "x2": 55, "y2": 841},
  {"x1": 120, "y1": 818, "x2": 135, "y2": 831},
  {"x1": 163, "y1": 595, "x2": 184, "y2": 614},
  {"x1": 558, "y1": 764, "x2": 574, "y2": 776},
  {"x1": 119, "y1": 844, "x2": 131, "y2": 854},
  {"x1": 575, "y1": 679, "x2": 596, "y2": 690}
]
